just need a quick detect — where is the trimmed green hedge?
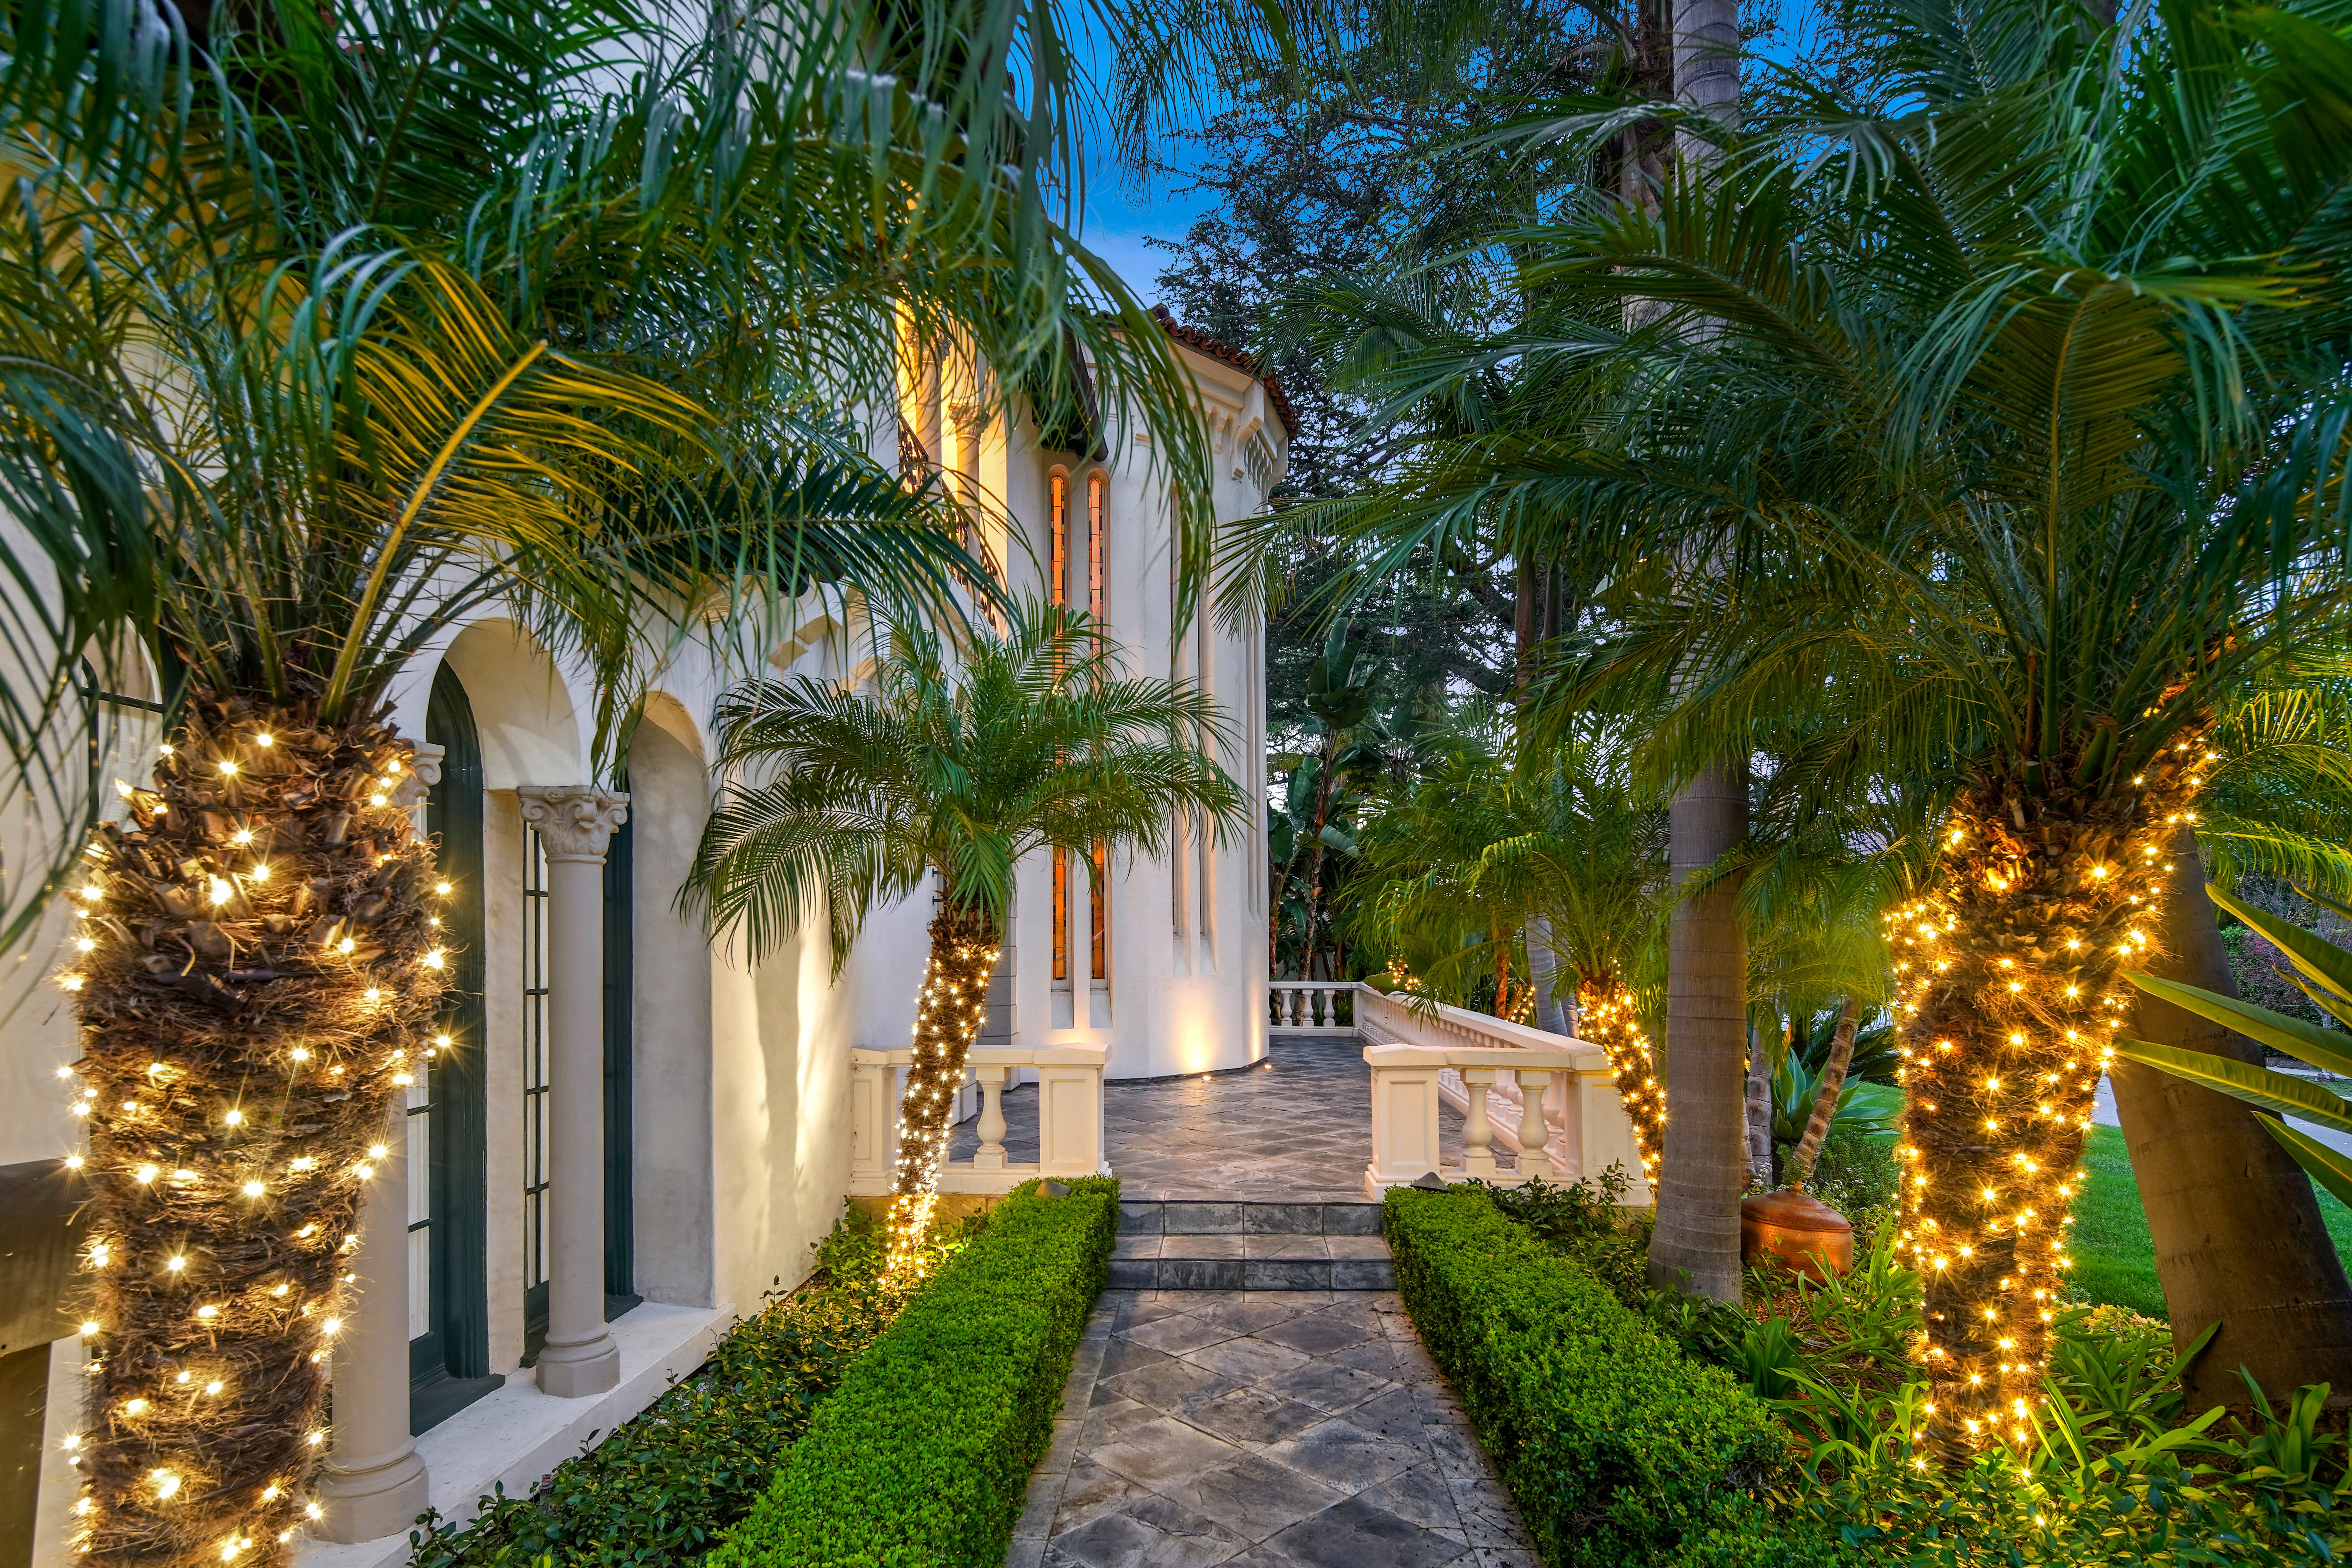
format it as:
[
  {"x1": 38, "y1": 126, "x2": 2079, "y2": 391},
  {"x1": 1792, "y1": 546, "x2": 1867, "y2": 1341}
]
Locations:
[
  {"x1": 1384, "y1": 1186, "x2": 1789, "y2": 1567},
  {"x1": 708, "y1": 1177, "x2": 1119, "y2": 1568}
]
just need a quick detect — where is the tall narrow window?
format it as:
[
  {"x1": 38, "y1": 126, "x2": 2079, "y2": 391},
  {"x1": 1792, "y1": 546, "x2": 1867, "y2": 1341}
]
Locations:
[
  {"x1": 1052, "y1": 846, "x2": 1070, "y2": 981},
  {"x1": 415, "y1": 664, "x2": 498, "y2": 1432},
  {"x1": 1087, "y1": 473, "x2": 1105, "y2": 624},
  {"x1": 521, "y1": 829, "x2": 552, "y2": 1359},
  {"x1": 603, "y1": 814, "x2": 638, "y2": 1320},
  {"x1": 1195, "y1": 586, "x2": 1217, "y2": 967},
  {"x1": 1049, "y1": 473, "x2": 1068, "y2": 608},
  {"x1": 1090, "y1": 839, "x2": 1108, "y2": 981}
]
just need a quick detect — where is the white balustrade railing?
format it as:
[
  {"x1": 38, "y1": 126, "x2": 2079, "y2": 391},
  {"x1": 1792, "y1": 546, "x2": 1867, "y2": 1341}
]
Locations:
[
  {"x1": 1354, "y1": 986, "x2": 1653, "y2": 1205},
  {"x1": 847, "y1": 1044, "x2": 1110, "y2": 1195},
  {"x1": 1268, "y1": 981, "x2": 1353, "y2": 1032}
]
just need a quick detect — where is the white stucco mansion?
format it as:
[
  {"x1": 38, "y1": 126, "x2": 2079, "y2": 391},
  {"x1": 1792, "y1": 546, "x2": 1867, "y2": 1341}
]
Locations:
[{"x1": 0, "y1": 313, "x2": 1292, "y2": 1567}]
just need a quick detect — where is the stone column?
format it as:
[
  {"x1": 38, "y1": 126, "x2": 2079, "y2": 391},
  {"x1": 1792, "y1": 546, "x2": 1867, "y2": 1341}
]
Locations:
[
  {"x1": 313, "y1": 744, "x2": 442, "y2": 1542},
  {"x1": 314, "y1": 1107, "x2": 429, "y2": 1539},
  {"x1": 517, "y1": 786, "x2": 629, "y2": 1398}
]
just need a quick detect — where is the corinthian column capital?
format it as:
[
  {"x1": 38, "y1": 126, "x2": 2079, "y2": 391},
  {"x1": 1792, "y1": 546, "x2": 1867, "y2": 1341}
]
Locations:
[
  {"x1": 393, "y1": 741, "x2": 446, "y2": 816},
  {"x1": 518, "y1": 786, "x2": 630, "y2": 863}
]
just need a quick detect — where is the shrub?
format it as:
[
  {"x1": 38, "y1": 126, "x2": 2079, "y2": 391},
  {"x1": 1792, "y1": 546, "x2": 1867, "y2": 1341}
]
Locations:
[
  {"x1": 407, "y1": 1216, "x2": 916, "y2": 1568},
  {"x1": 708, "y1": 1175, "x2": 1118, "y2": 1568},
  {"x1": 1384, "y1": 1185, "x2": 1790, "y2": 1566}
]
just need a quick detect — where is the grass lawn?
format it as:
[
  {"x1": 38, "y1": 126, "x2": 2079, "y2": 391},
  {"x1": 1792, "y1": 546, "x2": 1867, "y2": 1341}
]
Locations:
[{"x1": 2073, "y1": 1123, "x2": 2352, "y2": 1319}]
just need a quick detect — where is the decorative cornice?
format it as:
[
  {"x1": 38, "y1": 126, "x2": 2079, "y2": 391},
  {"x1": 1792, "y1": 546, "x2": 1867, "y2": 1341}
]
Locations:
[{"x1": 517, "y1": 786, "x2": 630, "y2": 862}]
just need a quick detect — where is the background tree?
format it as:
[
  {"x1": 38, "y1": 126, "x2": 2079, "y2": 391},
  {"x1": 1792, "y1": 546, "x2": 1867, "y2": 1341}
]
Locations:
[{"x1": 681, "y1": 606, "x2": 1245, "y2": 1272}]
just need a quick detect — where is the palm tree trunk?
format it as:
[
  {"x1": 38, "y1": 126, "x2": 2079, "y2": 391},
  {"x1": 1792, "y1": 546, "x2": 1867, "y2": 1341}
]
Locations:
[
  {"x1": 1895, "y1": 754, "x2": 2201, "y2": 1452},
  {"x1": 2109, "y1": 825, "x2": 2352, "y2": 1408},
  {"x1": 1647, "y1": 0, "x2": 1748, "y2": 1301},
  {"x1": 1649, "y1": 759, "x2": 1748, "y2": 1300},
  {"x1": 1525, "y1": 917, "x2": 1570, "y2": 1033},
  {"x1": 1744, "y1": 1024, "x2": 1774, "y2": 1186},
  {"x1": 71, "y1": 689, "x2": 445, "y2": 1568},
  {"x1": 887, "y1": 901, "x2": 1003, "y2": 1273},
  {"x1": 1790, "y1": 997, "x2": 1860, "y2": 1191},
  {"x1": 1492, "y1": 924, "x2": 1514, "y2": 1018}
]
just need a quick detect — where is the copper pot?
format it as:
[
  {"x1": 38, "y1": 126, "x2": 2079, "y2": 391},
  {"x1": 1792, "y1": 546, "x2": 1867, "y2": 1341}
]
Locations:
[{"x1": 1740, "y1": 1189, "x2": 1853, "y2": 1282}]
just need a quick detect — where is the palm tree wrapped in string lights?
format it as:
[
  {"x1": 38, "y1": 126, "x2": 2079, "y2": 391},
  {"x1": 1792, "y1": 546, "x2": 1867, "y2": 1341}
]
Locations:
[{"x1": 682, "y1": 603, "x2": 1247, "y2": 1274}]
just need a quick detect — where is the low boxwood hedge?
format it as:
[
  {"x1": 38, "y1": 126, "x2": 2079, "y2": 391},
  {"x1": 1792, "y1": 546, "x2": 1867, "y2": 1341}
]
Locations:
[
  {"x1": 1384, "y1": 1185, "x2": 1790, "y2": 1567},
  {"x1": 708, "y1": 1176, "x2": 1119, "y2": 1568},
  {"x1": 409, "y1": 1220, "x2": 901, "y2": 1567}
]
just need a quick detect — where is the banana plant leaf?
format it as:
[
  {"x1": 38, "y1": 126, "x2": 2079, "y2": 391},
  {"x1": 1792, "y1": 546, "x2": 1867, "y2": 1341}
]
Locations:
[
  {"x1": 2122, "y1": 971, "x2": 2352, "y2": 1078},
  {"x1": 2110, "y1": 1037, "x2": 2352, "y2": 1136},
  {"x1": 2263, "y1": 1120, "x2": 2352, "y2": 1212},
  {"x1": 2207, "y1": 884, "x2": 2352, "y2": 1015}
]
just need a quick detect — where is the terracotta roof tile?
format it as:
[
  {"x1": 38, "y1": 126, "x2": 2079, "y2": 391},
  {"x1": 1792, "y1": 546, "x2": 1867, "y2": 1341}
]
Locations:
[{"x1": 1150, "y1": 304, "x2": 1300, "y2": 442}]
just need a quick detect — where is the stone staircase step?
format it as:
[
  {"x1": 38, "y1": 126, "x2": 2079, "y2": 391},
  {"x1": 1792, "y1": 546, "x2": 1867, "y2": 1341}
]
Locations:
[
  {"x1": 1118, "y1": 1199, "x2": 1381, "y2": 1235},
  {"x1": 1108, "y1": 1200, "x2": 1393, "y2": 1289}
]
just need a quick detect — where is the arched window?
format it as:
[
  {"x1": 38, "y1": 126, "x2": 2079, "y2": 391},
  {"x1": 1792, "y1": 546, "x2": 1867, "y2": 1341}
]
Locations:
[
  {"x1": 1049, "y1": 471, "x2": 1069, "y2": 608},
  {"x1": 1087, "y1": 471, "x2": 1106, "y2": 623}
]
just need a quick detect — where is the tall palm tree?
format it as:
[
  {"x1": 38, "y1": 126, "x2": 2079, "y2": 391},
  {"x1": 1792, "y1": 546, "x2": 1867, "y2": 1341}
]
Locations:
[
  {"x1": 681, "y1": 603, "x2": 1246, "y2": 1272},
  {"x1": 0, "y1": 0, "x2": 1229, "y2": 1560}
]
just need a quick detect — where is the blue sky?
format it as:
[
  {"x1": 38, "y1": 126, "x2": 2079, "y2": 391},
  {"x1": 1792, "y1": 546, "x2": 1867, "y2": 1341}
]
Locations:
[
  {"x1": 1073, "y1": 173, "x2": 1211, "y2": 305},
  {"x1": 1065, "y1": 121, "x2": 1223, "y2": 305}
]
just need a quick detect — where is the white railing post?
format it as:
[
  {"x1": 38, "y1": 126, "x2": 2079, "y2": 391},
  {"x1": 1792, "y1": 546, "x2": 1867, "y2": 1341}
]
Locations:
[
  {"x1": 848, "y1": 1050, "x2": 896, "y2": 1196},
  {"x1": 1578, "y1": 1063, "x2": 1653, "y2": 1205},
  {"x1": 1363, "y1": 1049, "x2": 1445, "y2": 1193},
  {"x1": 1035, "y1": 1047, "x2": 1108, "y2": 1178},
  {"x1": 972, "y1": 1064, "x2": 1009, "y2": 1170},
  {"x1": 1460, "y1": 1067, "x2": 1499, "y2": 1179}
]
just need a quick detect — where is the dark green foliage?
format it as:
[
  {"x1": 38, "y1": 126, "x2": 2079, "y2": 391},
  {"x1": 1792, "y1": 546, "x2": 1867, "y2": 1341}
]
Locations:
[
  {"x1": 408, "y1": 1219, "x2": 905, "y2": 1567},
  {"x1": 1483, "y1": 1170, "x2": 1748, "y2": 1367},
  {"x1": 708, "y1": 1177, "x2": 1119, "y2": 1568},
  {"x1": 1383, "y1": 1185, "x2": 1790, "y2": 1566}
]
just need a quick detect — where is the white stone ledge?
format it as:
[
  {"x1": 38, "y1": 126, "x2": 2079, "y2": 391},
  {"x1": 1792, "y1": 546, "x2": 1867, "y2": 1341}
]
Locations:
[{"x1": 297, "y1": 1300, "x2": 732, "y2": 1568}]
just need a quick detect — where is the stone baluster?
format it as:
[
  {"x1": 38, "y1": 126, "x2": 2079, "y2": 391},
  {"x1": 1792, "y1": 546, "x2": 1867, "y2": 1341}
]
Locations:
[
  {"x1": 972, "y1": 1065, "x2": 1009, "y2": 1170},
  {"x1": 1460, "y1": 1067, "x2": 1499, "y2": 1179},
  {"x1": 516, "y1": 785, "x2": 629, "y2": 1399},
  {"x1": 1516, "y1": 1069, "x2": 1553, "y2": 1181},
  {"x1": 1315, "y1": 987, "x2": 1335, "y2": 1027}
]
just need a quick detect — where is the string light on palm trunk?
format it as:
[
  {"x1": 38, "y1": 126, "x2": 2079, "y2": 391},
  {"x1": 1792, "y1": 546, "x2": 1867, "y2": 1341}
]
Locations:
[
  {"x1": 1576, "y1": 978, "x2": 1662, "y2": 1184},
  {"x1": 1889, "y1": 731, "x2": 2207, "y2": 1453},
  {"x1": 885, "y1": 906, "x2": 1003, "y2": 1278},
  {"x1": 58, "y1": 696, "x2": 455, "y2": 1566}
]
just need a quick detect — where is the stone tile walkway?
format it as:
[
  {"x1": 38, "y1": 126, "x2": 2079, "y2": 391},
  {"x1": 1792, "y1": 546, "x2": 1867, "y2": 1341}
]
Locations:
[
  {"x1": 950, "y1": 1036, "x2": 1470, "y2": 1200},
  {"x1": 1011, "y1": 1289, "x2": 1535, "y2": 1568}
]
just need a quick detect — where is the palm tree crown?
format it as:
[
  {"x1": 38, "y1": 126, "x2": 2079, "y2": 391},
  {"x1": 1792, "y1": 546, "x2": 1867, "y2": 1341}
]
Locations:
[{"x1": 685, "y1": 601, "x2": 1250, "y2": 965}]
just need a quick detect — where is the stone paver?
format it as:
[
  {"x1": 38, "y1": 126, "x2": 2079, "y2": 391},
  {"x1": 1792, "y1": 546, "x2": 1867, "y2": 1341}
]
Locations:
[
  {"x1": 1009, "y1": 1290, "x2": 1536, "y2": 1568},
  {"x1": 951, "y1": 1035, "x2": 1484, "y2": 1200}
]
